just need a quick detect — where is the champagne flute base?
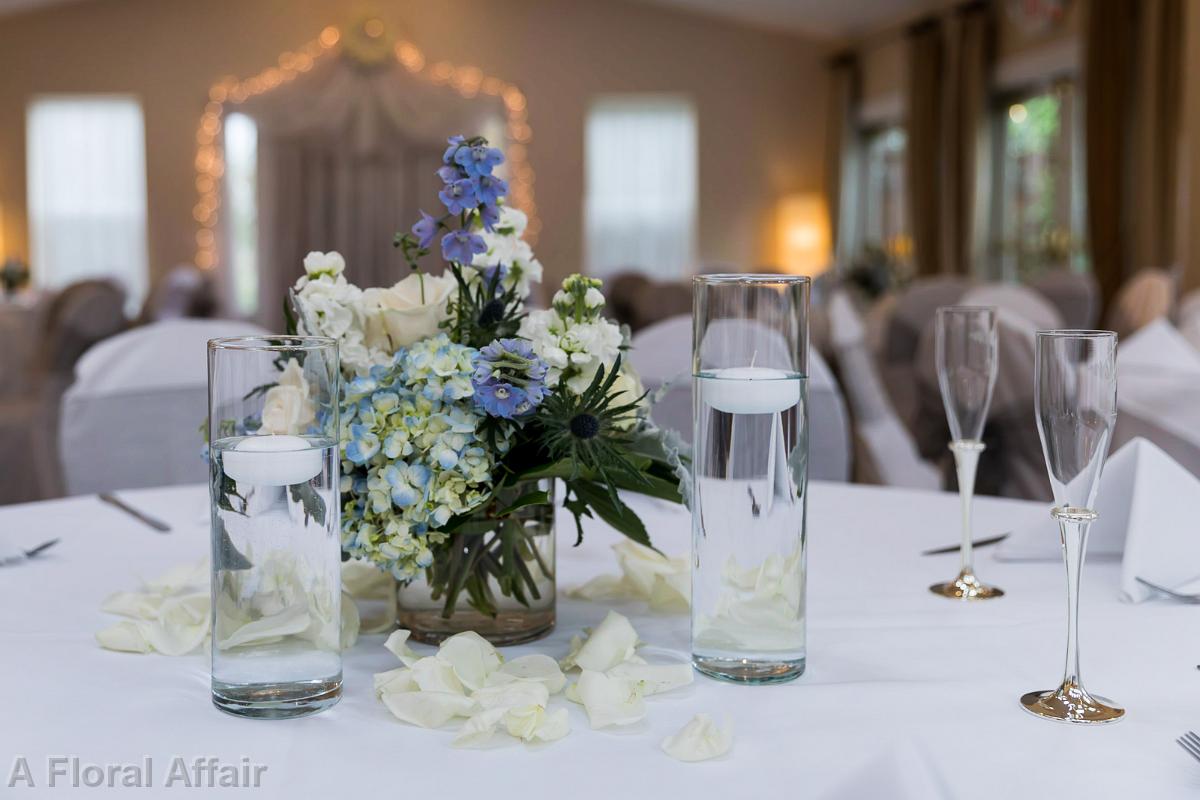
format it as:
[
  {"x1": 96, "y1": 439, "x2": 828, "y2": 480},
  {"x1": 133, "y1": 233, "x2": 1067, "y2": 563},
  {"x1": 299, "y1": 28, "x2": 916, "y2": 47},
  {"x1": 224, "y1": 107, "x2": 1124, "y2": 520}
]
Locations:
[
  {"x1": 1019, "y1": 681, "x2": 1124, "y2": 724},
  {"x1": 929, "y1": 570, "x2": 1004, "y2": 600}
]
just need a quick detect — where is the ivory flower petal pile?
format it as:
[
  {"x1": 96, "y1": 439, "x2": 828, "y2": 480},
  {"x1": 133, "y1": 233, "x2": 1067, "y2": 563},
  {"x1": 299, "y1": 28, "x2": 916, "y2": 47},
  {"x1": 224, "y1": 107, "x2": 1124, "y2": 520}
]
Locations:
[
  {"x1": 375, "y1": 630, "x2": 569, "y2": 747},
  {"x1": 567, "y1": 541, "x2": 690, "y2": 613}
]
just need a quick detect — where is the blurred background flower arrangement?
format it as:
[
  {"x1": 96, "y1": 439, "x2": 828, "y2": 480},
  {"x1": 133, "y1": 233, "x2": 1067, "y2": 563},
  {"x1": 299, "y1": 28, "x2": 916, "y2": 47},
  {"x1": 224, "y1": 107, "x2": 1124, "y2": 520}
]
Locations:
[{"x1": 284, "y1": 134, "x2": 685, "y2": 642}]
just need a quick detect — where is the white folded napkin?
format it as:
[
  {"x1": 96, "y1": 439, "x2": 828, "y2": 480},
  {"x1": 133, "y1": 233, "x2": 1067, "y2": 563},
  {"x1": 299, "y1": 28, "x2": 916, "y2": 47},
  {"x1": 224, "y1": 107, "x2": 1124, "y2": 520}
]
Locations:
[{"x1": 995, "y1": 437, "x2": 1200, "y2": 602}]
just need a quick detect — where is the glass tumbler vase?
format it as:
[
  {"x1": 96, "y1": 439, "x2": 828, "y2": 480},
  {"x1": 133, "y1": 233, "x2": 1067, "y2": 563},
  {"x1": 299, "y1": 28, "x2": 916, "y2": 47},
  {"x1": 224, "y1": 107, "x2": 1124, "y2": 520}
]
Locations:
[
  {"x1": 207, "y1": 336, "x2": 342, "y2": 719},
  {"x1": 691, "y1": 274, "x2": 810, "y2": 684}
]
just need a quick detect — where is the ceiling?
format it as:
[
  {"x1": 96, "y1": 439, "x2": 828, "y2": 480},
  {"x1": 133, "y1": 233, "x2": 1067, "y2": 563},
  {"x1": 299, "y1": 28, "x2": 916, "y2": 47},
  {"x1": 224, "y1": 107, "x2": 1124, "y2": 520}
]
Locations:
[
  {"x1": 631, "y1": 0, "x2": 960, "y2": 41},
  {"x1": 1, "y1": 0, "x2": 954, "y2": 41}
]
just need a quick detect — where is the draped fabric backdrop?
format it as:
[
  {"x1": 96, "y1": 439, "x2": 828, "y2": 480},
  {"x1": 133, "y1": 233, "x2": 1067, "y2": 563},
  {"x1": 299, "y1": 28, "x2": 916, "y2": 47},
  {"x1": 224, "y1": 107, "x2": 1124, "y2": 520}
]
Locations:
[
  {"x1": 905, "y1": 19, "x2": 944, "y2": 277},
  {"x1": 223, "y1": 56, "x2": 506, "y2": 326},
  {"x1": 1084, "y1": 0, "x2": 1139, "y2": 308},
  {"x1": 938, "y1": 2, "x2": 992, "y2": 278},
  {"x1": 1130, "y1": 0, "x2": 1183, "y2": 276},
  {"x1": 824, "y1": 53, "x2": 859, "y2": 271}
]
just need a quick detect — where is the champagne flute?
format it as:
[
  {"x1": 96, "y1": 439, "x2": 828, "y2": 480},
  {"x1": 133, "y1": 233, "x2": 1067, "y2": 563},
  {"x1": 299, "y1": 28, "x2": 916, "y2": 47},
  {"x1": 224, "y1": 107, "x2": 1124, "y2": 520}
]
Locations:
[
  {"x1": 929, "y1": 306, "x2": 1004, "y2": 600},
  {"x1": 1021, "y1": 330, "x2": 1123, "y2": 723}
]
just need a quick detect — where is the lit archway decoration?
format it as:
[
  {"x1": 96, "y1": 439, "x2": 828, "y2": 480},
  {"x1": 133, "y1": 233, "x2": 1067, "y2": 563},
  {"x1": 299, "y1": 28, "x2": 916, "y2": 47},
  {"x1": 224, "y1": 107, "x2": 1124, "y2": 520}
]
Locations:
[{"x1": 193, "y1": 24, "x2": 538, "y2": 272}]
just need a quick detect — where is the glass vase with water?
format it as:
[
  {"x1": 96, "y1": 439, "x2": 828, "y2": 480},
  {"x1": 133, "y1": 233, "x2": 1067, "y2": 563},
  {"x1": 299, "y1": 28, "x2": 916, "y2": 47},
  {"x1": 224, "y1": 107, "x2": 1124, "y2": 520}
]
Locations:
[
  {"x1": 691, "y1": 274, "x2": 809, "y2": 683},
  {"x1": 207, "y1": 336, "x2": 342, "y2": 719}
]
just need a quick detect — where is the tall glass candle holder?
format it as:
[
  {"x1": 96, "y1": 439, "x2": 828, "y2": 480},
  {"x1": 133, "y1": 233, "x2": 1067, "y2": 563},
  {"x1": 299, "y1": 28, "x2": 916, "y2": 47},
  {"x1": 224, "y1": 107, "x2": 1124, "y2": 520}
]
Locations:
[
  {"x1": 207, "y1": 336, "x2": 342, "y2": 719},
  {"x1": 691, "y1": 274, "x2": 809, "y2": 684}
]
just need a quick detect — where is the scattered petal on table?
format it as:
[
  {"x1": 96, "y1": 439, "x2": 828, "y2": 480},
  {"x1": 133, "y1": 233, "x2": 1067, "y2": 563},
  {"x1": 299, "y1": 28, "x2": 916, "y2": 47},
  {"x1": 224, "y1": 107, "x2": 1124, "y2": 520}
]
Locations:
[
  {"x1": 374, "y1": 667, "x2": 415, "y2": 696},
  {"x1": 488, "y1": 654, "x2": 567, "y2": 694},
  {"x1": 472, "y1": 681, "x2": 550, "y2": 712},
  {"x1": 452, "y1": 707, "x2": 508, "y2": 747},
  {"x1": 383, "y1": 629, "x2": 420, "y2": 666},
  {"x1": 575, "y1": 669, "x2": 646, "y2": 728},
  {"x1": 661, "y1": 714, "x2": 733, "y2": 762},
  {"x1": 96, "y1": 620, "x2": 153, "y2": 654},
  {"x1": 607, "y1": 661, "x2": 694, "y2": 696},
  {"x1": 381, "y1": 690, "x2": 477, "y2": 729},
  {"x1": 141, "y1": 593, "x2": 211, "y2": 655},
  {"x1": 436, "y1": 630, "x2": 503, "y2": 691},
  {"x1": 101, "y1": 590, "x2": 165, "y2": 619},
  {"x1": 573, "y1": 610, "x2": 639, "y2": 672},
  {"x1": 410, "y1": 656, "x2": 466, "y2": 695},
  {"x1": 521, "y1": 706, "x2": 570, "y2": 742}
]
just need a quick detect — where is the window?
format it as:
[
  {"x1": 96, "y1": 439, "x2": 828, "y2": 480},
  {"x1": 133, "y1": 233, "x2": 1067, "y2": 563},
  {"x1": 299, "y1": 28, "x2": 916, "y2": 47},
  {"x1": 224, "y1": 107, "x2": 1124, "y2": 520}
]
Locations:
[
  {"x1": 990, "y1": 82, "x2": 1086, "y2": 280},
  {"x1": 858, "y1": 126, "x2": 911, "y2": 266},
  {"x1": 584, "y1": 96, "x2": 697, "y2": 280},
  {"x1": 223, "y1": 112, "x2": 258, "y2": 316},
  {"x1": 26, "y1": 96, "x2": 148, "y2": 308}
]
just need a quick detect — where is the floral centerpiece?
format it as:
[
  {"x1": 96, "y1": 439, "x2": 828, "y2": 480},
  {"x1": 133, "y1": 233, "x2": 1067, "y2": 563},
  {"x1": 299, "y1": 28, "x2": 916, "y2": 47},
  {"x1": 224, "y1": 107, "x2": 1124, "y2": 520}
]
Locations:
[{"x1": 287, "y1": 135, "x2": 686, "y2": 644}]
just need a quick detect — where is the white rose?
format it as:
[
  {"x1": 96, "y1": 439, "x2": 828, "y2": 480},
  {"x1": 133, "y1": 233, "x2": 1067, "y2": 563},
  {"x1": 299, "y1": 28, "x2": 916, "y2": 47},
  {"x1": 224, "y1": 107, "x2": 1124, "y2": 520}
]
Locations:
[
  {"x1": 303, "y1": 250, "x2": 346, "y2": 278},
  {"x1": 608, "y1": 369, "x2": 645, "y2": 430},
  {"x1": 363, "y1": 272, "x2": 457, "y2": 349},
  {"x1": 260, "y1": 385, "x2": 315, "y2": 435}
]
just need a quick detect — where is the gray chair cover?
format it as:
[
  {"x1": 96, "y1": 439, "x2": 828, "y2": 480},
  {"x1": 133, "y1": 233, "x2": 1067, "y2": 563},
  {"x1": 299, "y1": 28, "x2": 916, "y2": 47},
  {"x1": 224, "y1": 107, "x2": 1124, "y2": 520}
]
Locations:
[{"x1": 1031, "y1": 270, "x2": 1100, "y2": 329}]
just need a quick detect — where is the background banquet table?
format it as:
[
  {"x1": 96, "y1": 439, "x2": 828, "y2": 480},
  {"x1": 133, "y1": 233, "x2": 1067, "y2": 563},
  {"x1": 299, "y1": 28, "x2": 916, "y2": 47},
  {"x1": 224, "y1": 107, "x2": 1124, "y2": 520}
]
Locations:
[{"x1": 1, "y1": 481, "x2": 1197, "y2": 798}]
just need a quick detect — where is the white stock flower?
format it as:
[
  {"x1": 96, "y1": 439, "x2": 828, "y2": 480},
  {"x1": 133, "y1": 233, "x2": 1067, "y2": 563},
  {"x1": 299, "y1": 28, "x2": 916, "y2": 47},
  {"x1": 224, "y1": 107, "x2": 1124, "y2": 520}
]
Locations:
[
  {"x1": 661, "y1": 714, "x2": 733, "y2": 762},
  {"x1": 471, "y1": 205, "x2": 543, "y2": 298},
  {"x1": 303, "y1": 250, "x2": 346, "y2": 278},
  {"x1": 362, "y1": 271, "x2": 457, "y2": 350},
  {"x1": 517, "y1": 312, "x2": 622, "y2": 394}
]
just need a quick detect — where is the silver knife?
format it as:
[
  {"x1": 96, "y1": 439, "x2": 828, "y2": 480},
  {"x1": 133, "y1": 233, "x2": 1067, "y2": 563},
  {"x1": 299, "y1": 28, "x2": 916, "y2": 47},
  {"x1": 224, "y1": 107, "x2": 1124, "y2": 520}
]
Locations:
[
  {"x1": 98, "y1": 493, "x2": 172, "y2": 532},
  {"x1": 0, "y1": 538, "x2": 60, "y2": 566},
  {"x1": 921, "y1": 533, "x2": 1010, "y2": 556}
]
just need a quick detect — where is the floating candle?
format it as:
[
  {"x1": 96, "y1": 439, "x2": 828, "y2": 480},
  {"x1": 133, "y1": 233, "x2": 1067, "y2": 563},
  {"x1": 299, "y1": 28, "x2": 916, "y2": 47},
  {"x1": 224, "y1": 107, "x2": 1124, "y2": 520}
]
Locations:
[
  {"x1": 701, "y1": 367, "x2": 801, "y2": 414},
  {"x1": 221, "y1": 435, "x2": 323, "y2": 486}
]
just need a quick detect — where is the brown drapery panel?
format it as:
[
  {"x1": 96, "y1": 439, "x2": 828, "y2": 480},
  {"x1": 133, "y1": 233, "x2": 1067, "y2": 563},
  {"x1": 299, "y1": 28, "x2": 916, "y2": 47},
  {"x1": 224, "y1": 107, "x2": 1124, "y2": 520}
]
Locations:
[
  {"x1": 906, "y1": 18, "x2": 944, "y2": 277},
  {"x1": 939, "y1": 2, "x2": 992, "y2": 277},
  {"x1": 1084, "y1": 0, "x2": 1139, "y2": 308},
  {"x1": 824, "y1": 53, "x2": 859, "y2": 268},
  {"x1": 1131, "y1": 0, "x2": 1183, "y2": 274}
]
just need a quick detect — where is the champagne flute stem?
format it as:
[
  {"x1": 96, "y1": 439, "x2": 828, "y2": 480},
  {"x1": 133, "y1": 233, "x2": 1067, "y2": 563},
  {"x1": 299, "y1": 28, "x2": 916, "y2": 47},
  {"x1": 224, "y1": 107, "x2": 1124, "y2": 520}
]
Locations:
[
  {"x1": 951, "y1": 441, "x2": 983, "y2": 576},
  {"x1": 1057, "y1": 515, "x2": 1091, "y2": 690}
]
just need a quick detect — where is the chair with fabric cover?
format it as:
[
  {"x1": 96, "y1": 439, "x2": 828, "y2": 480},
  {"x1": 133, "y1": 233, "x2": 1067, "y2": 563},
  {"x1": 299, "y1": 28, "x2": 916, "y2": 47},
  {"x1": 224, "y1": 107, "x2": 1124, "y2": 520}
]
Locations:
[
  {"x1": 827, "y1": 291, "x2": 940, "y2": 489},
  {"x1": 138, "y1": 264, "x2": 217, "y2": 323},
  {"x1": 0, "y1": 280, "x2": 128, "y2": 503},
  {"x1": 960, "y1": 283, "x2": 1063, "y2": 331},
  {"x1": 1177, "y1": 289, "x2": 1200, "y2": 352},
  {"x1": 880, "y1": 277, "x2": 970, "y2": 428},
  {"x1": 604, "y1": 272, "x2": 653, "y2": 332},
  {"x1": 1031, "y1": 270, "x2": 1100, "y2": 329},
  {"x1": 1107, "y1": 268, "x2": 1176, "y2": 339},
  {"x1": 629, "y1": 314, "x2": 853, "y2": 481},
  {"x1": 58, "y1": 318, "x2": 268, "y2": 495},
  {"x1": 912, "y1": 298, "x2": 1056, "y2": 500}
]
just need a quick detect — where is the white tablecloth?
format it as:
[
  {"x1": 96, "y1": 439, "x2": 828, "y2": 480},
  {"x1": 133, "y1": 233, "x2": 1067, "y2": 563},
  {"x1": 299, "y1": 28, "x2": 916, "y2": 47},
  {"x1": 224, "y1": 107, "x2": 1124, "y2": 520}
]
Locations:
[{"x1": 1, "y1": 482, "x2": 1196, "y2": 798}]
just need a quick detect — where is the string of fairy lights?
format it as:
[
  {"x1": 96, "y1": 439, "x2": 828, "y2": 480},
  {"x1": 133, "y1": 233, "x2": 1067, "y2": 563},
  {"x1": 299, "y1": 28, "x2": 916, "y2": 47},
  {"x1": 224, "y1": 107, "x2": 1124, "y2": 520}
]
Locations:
[{"x1": 192, "y1": 24, "x2": 538, "y2": 273}]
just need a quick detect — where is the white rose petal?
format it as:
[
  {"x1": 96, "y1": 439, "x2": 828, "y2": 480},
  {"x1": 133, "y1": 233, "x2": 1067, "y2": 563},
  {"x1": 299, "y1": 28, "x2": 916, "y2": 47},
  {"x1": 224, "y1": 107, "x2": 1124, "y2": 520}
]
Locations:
[
  {"x1": 373, "y1": 667, "x2": 415, "y2": 696},
  {"x1": 559, "y1": 633, "x2": 586, "y2": 671},
  {"x1": 339, "y1": 590, "x2": 360, "y2": 650},
  {"x1": 452, "y1": 707, "x2": 508, "y2": 748},
  {"x1": 523, "y1": 706, "x2": 570, "y2": 742},
  {"x1": 217, "y1": 602, "x2": 311, "y2": 651},
  {"x1": 575, "y1": 670, "x2": 646, "y2": 729},
  {"x1": 384, "y1": 629, "x2": 420, "y2": 666},
  {"x1": 410, "y1": 656, "x2": 466, "y2": 695},
  {"x1": 471, "y1": 681, "x2": 550, "y2": 712},
  {"x1": 489, "y1": 654, "x2": 567, "y2": 695},
  {"x1": 95, "y1": 621, "x2": 153, "y2": 653},
  {"x1": 436, "y1": 630, "x2": 502, "y2": 691},
  {"x1": 101, "y1": 590, "x2": 165, "y2": 619},
  {"x1": 363, "y1": 272, "x2": 457, "y2": 349},
  {"x1": 382, "y1": 690, "x2": 476, "y2": 729},
  {"x1": 607, "y1": 662, "x2": 694, "y2": 696},
  {"x1": 573, "y1": 610, "x2": 639, "y2": 672},
  {"x1": 661, "y1": 714, "x2": 733, "y2": 762}
]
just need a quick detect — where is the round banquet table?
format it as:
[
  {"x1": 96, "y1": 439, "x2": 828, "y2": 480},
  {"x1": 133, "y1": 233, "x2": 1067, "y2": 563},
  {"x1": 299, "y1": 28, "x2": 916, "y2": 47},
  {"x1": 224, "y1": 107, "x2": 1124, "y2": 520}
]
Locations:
[{"x1": 1, "y1": 481, "x2": 1197, "y2": 798}]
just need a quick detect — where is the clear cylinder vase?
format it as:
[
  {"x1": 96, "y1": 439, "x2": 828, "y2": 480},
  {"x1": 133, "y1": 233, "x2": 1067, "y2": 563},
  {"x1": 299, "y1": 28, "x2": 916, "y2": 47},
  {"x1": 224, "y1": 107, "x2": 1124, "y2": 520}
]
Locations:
[
  {"x1": 396, "y1": 479, "x2": 556, "y2": 646},
  {"x1": 691, "y1": 274, "x2": 810, "y2": 684},
  {"x1": 207, "y1": 335, "x2": 343, "y2": 719}
]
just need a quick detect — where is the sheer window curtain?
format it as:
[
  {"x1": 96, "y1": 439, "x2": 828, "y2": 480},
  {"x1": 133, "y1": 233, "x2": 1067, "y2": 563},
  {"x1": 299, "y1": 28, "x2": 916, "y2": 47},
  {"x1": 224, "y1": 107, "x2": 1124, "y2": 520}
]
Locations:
[
  {"x1": 26, "y1": 96, "x2": 149, "y2": 309},
  {"x1": 585, "y1": 96, "x2": 697, "y2": 280}
]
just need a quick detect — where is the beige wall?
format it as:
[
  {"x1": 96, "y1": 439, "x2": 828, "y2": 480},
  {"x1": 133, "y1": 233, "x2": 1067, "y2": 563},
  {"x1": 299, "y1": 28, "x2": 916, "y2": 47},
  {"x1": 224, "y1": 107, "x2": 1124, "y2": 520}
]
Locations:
[{"x1": 0, "y1": 0, "x2": 831, "y2": 309}]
